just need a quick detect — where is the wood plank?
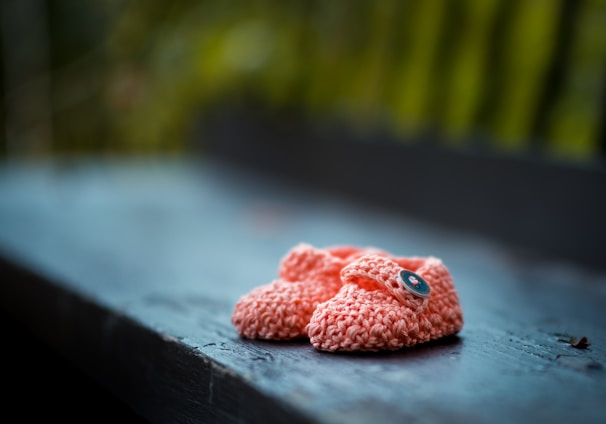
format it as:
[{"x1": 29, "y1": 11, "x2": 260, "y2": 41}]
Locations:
[
  {"x1": 0, "y1": 306, "x2": 148, "y2": 421},
  {"x1": 0, "y1": 158, "x2": 605, "y2": 423}
]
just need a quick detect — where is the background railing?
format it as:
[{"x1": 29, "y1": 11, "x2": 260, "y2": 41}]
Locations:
[{"x1": 2, "y1": 0, "x2": 605, "y2": 166}]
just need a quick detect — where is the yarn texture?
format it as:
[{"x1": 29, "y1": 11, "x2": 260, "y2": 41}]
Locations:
[
  {"x1": 231, "y1": 243, "x2": 464, "y2": 352},
  {"x1": 231, "y1": 243, "x2": 386, "y2": 340},
  {"x1": 307, "y1": 255, "x2": 464, "y2": 352}
]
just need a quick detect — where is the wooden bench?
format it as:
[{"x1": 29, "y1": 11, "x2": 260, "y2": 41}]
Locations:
[{"x1": 0, "y1": 152, "x2": 605, "y2": 423}]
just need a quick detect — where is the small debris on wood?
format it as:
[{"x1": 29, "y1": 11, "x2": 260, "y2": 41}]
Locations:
[
  {"x1": 570, "y1": 336, "x2": 591, "y2": 349},
  {"x1": 555, "y1": 333, "x2": 591, "y2": 349}
]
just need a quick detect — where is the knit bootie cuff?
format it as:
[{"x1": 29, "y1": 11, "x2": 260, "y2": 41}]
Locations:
[
  {"x1": 278, "y1": 243, "x2": 388, "y2": 285},
  {"x1": 340, "y1": 255, "x2": 435, "y2": 314}
]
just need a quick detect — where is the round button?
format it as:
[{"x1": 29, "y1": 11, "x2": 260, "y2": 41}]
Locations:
[{"x1": 398, "y1": 270, "x2": 431, "y2": 298}]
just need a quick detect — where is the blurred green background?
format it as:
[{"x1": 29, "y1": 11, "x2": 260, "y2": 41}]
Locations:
[{"x1": 1, "y1": 0, "x2": 605, "y2": 165}]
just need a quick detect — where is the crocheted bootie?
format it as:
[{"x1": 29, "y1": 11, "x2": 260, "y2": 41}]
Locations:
[
  {"x1": 307, "y1": 254, "x2": 463, "y2": 352},
  {"x1": 231, "y1": 243, "x2": 387, "y2": 340}
]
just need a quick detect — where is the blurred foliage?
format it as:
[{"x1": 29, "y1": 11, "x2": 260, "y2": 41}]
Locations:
[{"x1": 1, "y1": 0, "x2": 605, "y2": 164}]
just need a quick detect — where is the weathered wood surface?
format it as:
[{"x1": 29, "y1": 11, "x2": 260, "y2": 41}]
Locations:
[{"x1": 0, "y1": 158, "x2": 605, "y2": 424}]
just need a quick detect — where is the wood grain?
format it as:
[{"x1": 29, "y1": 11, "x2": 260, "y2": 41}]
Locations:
[{"x1": 0, "y1": 158, "x2": 604, "y2": 423}]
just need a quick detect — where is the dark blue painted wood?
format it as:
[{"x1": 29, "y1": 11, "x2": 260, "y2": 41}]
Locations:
[{"x1": 0, "y1": 158, "x2": 605, "y2": 423}]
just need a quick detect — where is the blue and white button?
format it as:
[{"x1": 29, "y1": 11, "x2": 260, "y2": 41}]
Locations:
[{"x1": 398, "y1": 270, "x2": 431, "y2": 298}]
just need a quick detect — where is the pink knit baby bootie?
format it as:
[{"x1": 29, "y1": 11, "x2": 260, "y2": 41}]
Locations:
[
  {"x1": 231, "y1": 243, "x2": 386, "y2": 340},
  {"x1": 307, "y1": 254, "x2": 463, "y2": 352}
]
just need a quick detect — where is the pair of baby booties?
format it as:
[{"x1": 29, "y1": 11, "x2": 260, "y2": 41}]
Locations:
[{"x1": 231, "y1": 243, "x2": 463, "y2": 352}]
